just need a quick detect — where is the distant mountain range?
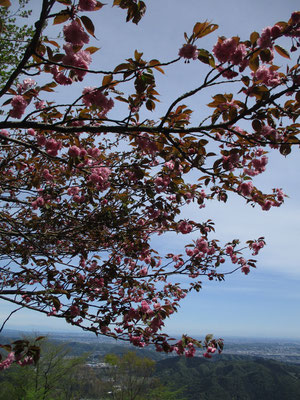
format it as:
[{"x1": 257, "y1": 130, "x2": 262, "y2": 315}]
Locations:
[
  {"x1": 2, "y1": 329, "x2": 300, "y2": 399},
  {"x1": 2, "y1": 328, "x2": 300, "y2": 364}
]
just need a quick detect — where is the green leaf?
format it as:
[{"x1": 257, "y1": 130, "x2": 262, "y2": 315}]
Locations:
[
  {"x1": 205, "y1": 333, "x2": 214, "y2": 342},
  {"x1": 197, "y1": 48, "x2": 215, "y2": 67}
]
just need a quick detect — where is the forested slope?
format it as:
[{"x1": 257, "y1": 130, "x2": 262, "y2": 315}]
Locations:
[{"x1": 155, "y1": 355, "x2": 300, "y2": 400}]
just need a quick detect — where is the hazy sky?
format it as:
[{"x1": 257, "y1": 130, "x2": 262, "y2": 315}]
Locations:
[{"x1": 1, "y1": 0, "x2": 300, "y2": 341}]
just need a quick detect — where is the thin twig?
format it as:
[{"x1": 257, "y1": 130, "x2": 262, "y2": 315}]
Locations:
[{"x1": 0, "y1": 306, "x2": 23, "y2": 333}]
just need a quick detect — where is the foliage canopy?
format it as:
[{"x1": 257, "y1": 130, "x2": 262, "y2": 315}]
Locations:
[{"x1": 0, "y1": 0, "x2": 299, "y2": 368}]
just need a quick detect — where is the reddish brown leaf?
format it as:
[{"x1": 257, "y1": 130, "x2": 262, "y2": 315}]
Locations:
[
  {"x1": 0, "y1": 0, "x2": 11, "y2": 7},
  {"x1": 53, "y1": 12, "x2": 70, "y2": 25},
  {"x1": 275, "y1": 45, "x2": 290, "y2": 59},
  {"x1": 80, "y1": 15, "x2": 95, "y2": 37}
]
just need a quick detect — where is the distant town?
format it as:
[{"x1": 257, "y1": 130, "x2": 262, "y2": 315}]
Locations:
[{"x1": 2, "y1": 328, "x2": 300, "y2": 364}]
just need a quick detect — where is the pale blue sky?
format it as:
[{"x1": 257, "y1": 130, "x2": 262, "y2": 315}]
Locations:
[{"x1": 1, "y1": 0, "x2": 300, "y2": 341}]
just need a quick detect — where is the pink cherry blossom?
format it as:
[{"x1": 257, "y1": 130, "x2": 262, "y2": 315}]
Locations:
[
  {"x1": 230, "y1": 43, "x2": 247, "y2": 65},
  {"x1": 241, "y1": 265, "x2": 250, "y2": 275},
  {"x1": 136, "y1": 133, "x2": 158, "y2": 156},
  {"x1": 0, "y1": 352, "x2": 15, "y2": 370},
  {"x1": 238, "y1": 181, "x2": 253, "y2": 197},
  {"x1": 17, "y1": 78, "x2": 36, "y2": 93},
  {"x1": 82, "y1": 87, "x2": 114, "y2": 115},
  {"x1": 253, "y1": 65, "x2": 281, "y2": 87},
  {"x1": 45, "y1": 139, "x2": 62, "y2": 157},
  {"x1": 63, "y1": 20, "x2": 89, "y2": 46},
  {"x1": 43, "y1": 169, "x2": 54, "y2": 181},
  {"x1": 261, "y1": 199, "x2": 273, "y2": 211},
  {"x1": 32, "y1": 196, "x2": 45, "y2": 210},
  {"x1": 68, "y1": 145, "x2": 81, "y2": 158},
  {"x1": 36, "y1": 135, "x2": 46, "y2": 146},
  {"x1": 70, "y1": 305, "x2": 80, "y2": 316},
  {"x1": 54, "y1": 72, "x2": 73, "y2": 86},
  {"x1": 17, "y1": 356, "x2": 34, "y2": 366},
  {"x1": 177, "y1": 220, "x2": 193, "y2": 234},
  {"x1": 257, "y1": 27, "x2": 273, "y2": 49},
  {"x1": 88, "y1": 166, "x2": 111, "y2": 190},
  {"x1": 178, "y1": 44, "x2": 199, "y2": 60},
  {"x1": 78, "y1": 0, "x2": 97, "y2": 11},
  {"x1": 62, "y1": 45, "x2": 91, "y2": 81},
  {"x1": 35, "y1": 100, "x2": 46, "y2": 110},
  {"x1": 213, "y1": 38, "x2": 237, "y2": 63},
  {"x1": 196, "y1": 238, "x2": 209, "y2": 254},
  {"x1": 251, "y1": 240, "x2": 265, "y2": 255},
  {"x1": 10, "y1": 95, "x2": 27, "y2": 119},
  {"x1": 0, "y1": 129, "x2": 9, "y2": 137}
]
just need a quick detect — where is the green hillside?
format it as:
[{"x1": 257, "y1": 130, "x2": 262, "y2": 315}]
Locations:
[{"x1": 155, "y1": 355, "x2": 300, "y2": 400}]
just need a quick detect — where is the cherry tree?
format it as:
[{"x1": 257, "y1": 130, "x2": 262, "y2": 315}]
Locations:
[{"x1": 0, "y1": 0, "x2": 299, "y2": 368}]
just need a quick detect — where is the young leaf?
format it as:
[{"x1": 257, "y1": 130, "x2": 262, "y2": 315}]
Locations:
[
  {"x1": 250, "y1": 31, "x2": 259, "y2": 44},
  {"x1": 102, "y1": 74, "x2": 113, "y2": 87},
  {"x1": 205, "y1": 333, "x2": 214, "y2": 342},
  {"x1": 53, "y1": 12, "x2": 69, "y2": 25},
  {"x1": 275, "y1": 45, "x2": 290, "y2": 59},
  {"x1": 80, "y1": 15, "x2": 96, "y2": 37},
  {"x1": 0, "y1": 0, "x2": 11, "y2": 6},
  {"x1": 44, "y1": 39, "x2": 59, "y2": 48},
  {"x1": 94, "y1": 1, "x2": 105, "y2": 11},
  {"x1": 85, "y1": 46, "x2": 100, "y2": 54},
  {"x1": 193, "y1": 21, "x2": 218, "y2": 39},
  {"x1": 249, "y1": 55, "x2": 259, "y2": 72}
]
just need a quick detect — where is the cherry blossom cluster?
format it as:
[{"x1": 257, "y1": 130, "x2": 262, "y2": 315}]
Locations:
[
  {"x1": 178, "y1": 44, "x2": 199, "y2": 60},
  {"x1": 0, "y1": 352, "x2": 15, "y2": 371},
  {"x1": 243, "y1": 154, "x2": 268, "y2": 177},
  {"x1": 9, "y1": 95, "x2": 27, "y2": 119},
  {"x1": 88, "y1": 165, "x2": 111, "y2": 191},
  {"x1": 136, "y1": 133, "x2": 159, "y2": 156},
  {"x1": 51, "y1": 44, "x2": 92, "y2": 85},
  {"x1": 34, "y1": 133, "x2": 62, "y2": 157},
  {"x1": 78, "y1": 0, "x2": 97, "y2": 12},
  {"x1": 1, "y1": 0, "x2": 299, "y2": 368},
  {"x1": 63, "y1": 20, "x2": 89, "y2": 46},
  {"x1": 252, "y1": 65, "x2": 281, "y2": 87},
  {"x1": 82, "y1": 87, "x2": 114, "y2": 115},
  {"x1": 213, "y1": 38, "x2": 247, "y2": 67},
  {"x1": 17, "y1": 78, "x2": 36, "y2": 94}
]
